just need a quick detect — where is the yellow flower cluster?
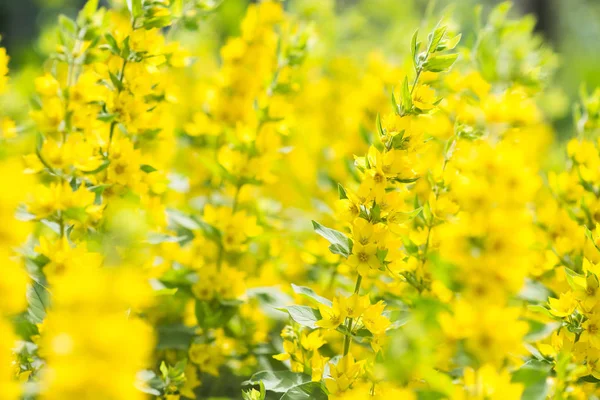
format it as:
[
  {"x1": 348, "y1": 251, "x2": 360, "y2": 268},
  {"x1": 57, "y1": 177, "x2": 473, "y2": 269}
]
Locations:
[
  {"x1": 2, "y1": 1, "x2": 600, "y2": 399},
  {"x1": 0, "y1": 42, "x2": 31, "y2": 400},
  {"x1": 40, "y1": 266, "x2": 153, "y2": 399}
]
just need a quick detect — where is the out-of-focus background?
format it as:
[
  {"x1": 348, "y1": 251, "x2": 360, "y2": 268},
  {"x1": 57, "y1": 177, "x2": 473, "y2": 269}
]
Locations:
[{"x1": 1, "y1": 0, "x2": 598, "y2": 136}]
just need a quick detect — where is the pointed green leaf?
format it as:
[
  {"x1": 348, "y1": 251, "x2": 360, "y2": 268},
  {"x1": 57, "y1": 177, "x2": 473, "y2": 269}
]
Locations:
[
  {"x1": 337, "y1": 183, "x2": 348, "y2": 200},
  {"x1": 277, "y1": 305, "x2": 321, "y2": 329},
  {"x1": 423, "y1": 54, "x2": 459, "y2": 72},
  {"x1": 428, "y1": 25, "x2": 447, "y2": 54},
  {"x1": 104, "y1": 34, "x2": 120, "y2": 55},
  {"x1": 27, "y1": 282, "x2": 50, "y2": 324},
  {"x1": 291, "y1": 284, "x2": 332, "y2": 307},
  {"x1": 280, "y1": 382, "x2": 327, "y2": 400},
  {"x1": 126, "y1": 0, "x2": 144, "y2": 18},
  {"x1": 376, "y1": 113, "x2": 384, "y2": 137},
  {"x1": 511, "y1": 360, "x2": 551, "y2": 400},
  {"x1": 411, "y1": 29, "x2": 419, "y2": 66},
  {"x1": 140, "y1": 164, "x2": 157, "y2": 173},
  {"x1": 243, "y1": 371, "x2": 311, "y2": 393},
  {"x1": 401, "y1": 77, "x2": 412, "y2": 114},
  {"x1": 312, "y1": 220, "x2": 353, "y2": 258}
]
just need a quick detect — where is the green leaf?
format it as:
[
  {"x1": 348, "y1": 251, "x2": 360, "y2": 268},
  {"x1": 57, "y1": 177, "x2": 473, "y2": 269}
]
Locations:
[
  {"x1": 376, "y1": 113, "x2": 384, "y2": 137},
  {"x1": 401, "y1": 76, "x2": 412, "y2": 114},
  {"x1": 525, "y1": 320, "x2": 560, "y2": 342},
  {"x1": 97, "y1": 112, "x2": 117, "y2": 122},
  {"x1": 58, "y1": 15, "x2": 77, "y2": 34},
  {"x1": 156, "y1": 324, "x2": 195, "y2": 350},
  {"x1": 27, "y1": 282, "x2": 50, "y2": 324},
  {"x1": 149, "y1": 278, "x2": 179, "y2": 296},
  {"x1": 511, "y1": 360, "x2": 551, "y2": 400},
  {"x1": 579, "y1": 375, "x2": 600, "y2": 383},
  {"x1": 527, "y1": 305, "x2": 557, "y2": 320},
  {"x1": 167, "y1": 209, "x2": 201, "y2": 230},
  {"x1": 585, "y1": 226, "x2": 600, "y2": 251},
  {"x1": 140, "y1": 164, "x2": 157, "y2": 173},
  {"x1": 489, "y1": 2, "x2": 512, "y2": 27},
  {"x1": 81, "y1": 159, "x2": 110, "y2": 174},
  {"x1": 336, "y1": 324, "x2": 373, "y2": 339},
  {"x1": 475, "y1": 33, "x2": 497, "y2": 81},
  {"x1": 391, "y1": 90, "x2": 400, "y2": 115},
  {"x1": 423, "y1": 54, "x2": 459, "y2": 72},
  {"x1": 146, "y1": 233, "x2": 187, "y2": 245},
  {"x1": 63, "y1": 206, "x2": 89, "y2": 222},
  {"x1": 104, "y1": 34, "x2": 120, "y2": 55},
  {"x1": 247, "y1": 287, "x2": 293, "y2": 319},
  {"x1": 291, "y1": 284, "x2": 332, "y2": 307},
  {"x1": 80, "y1": 0, "x2": 99, "y2": 20},
  {"x1": 35, "y1": 133, "x2": 56, "y2": 173},
  {"x1": 518, "y1": 279, "x2": 552, "y2": 302},
  {"x1": 311, "y1": 220, "x2": 353, "y2": 258},
  {"x1": 195, "y1": 299, "x2": 240, "y2": 328},
  {"x1": 109, "y1": 71, "x2": 124, "y2": 91},
  {"x1": 142, "y1": 16, "x2": 172, "y2": 29},
  {"x1": 390, "y1": 132, "x2": 406, "y2": 149},
  {"x1": 126, "y1": 0, "x2": 144, "y2": 18},
  {"x1": 395, "y1": 176, "x2": 420, "y2": 184},
  {"x1": 393, "y1": 207, "x2": 423, "y2": 223},
  {"x1": 12, "y1": 314, "x2": 39, "y2": 341},
  {"x1": 428, "y1": 25, "x2": 447, "y2": 54},
  {"x1": 411, "y1": 29, "x2": 419, "y2": 66},
  {"x1": 280, "y1": 382, "x2": 327, "y2": 400},
  {"x1": 243, "y1": 371, "x2": 311, "y2": 393},
  {"x1": 564, "y1": 267, "x2": 586, "y2": 290},
  {"x1": 196, "y1": 219, "x2": 221, "y2": 241},
  {"x1": 277, "y1": 305, "x2": 321, "y2": 329},
  {"x1": 358, "y1": 124, "x2": 371, "y2": 145},
  {"x1": 337, "y1": 183, "x2": 348, "y2": 200},
  {"x1": 416, "y1": 389, "x2": 446, "y2": 400},
  {"x1": 444, "y1": 33, "x2": 461, "y2": 50}
]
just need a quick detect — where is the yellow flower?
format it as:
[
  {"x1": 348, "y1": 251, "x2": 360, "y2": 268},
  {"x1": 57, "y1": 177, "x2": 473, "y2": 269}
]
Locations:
[
  {"x1": 0, "y1": 247, "x2": 28, "y2": 315},
  {"x1": 316, "y1": 297, "x2": 347, "y2": 330},
  {"x1": 362, "y1": 300, "x2": 390, "y2": 335},
  {"x1": 581, "y1": 313, "x2": 600, "y2": 348},
  {"x1": 351, "y1": 218, "x2": 374, "y2": 245},
  {"x1": 453, "y1": 364, "x2": 524, "y2": 400},
  {"x1": 180, "y1": 363, "x2": 202, "y2": 398},
  {"x1": 40, "y1": 266, "x2": 153, "y2": 400},
  {"x1": 189, "y1": 342, "x2": 224, "y2": 377},
  {"x1": 548, "y1": 291, "x2": 577, "y2": 317},
  {"x1": 573, "y1": 274, "x2": 599, "y2": 311},
  {"x1": 1, "y1": 117, "x2": 16, "y2": 139},
  {"x1": 203, "y1": 205, "x2": 262, "y2": 252},
  {"x1": 300, "y1": 330, "x2": 326, "y2": 351},
  {"x1": 340, "y1": 293, "x2": 370, "y2": 319},
  {"x1": 34, "y1": 73, "x2": 60, "y2": 97},
  {"x1": 310, "y1": 352, "x2": 329, "y2": 382},
  {"x1": 324, "y1": 353, "x2": 365, "y2": 395},
  {"x1": 412, "y1": 84, "x2": 436, "y2": 110},
  {"x1": 347, "y1": 242, "x2": 379, "y2": 276}
]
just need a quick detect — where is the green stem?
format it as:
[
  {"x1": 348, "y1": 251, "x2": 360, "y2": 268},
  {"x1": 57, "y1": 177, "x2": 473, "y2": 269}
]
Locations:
[
  {"x1": 342, "y1": 274, "x2": 363, "y2": 356},
  {"x1": 106, "y1": 58, "x2": 128, "y2": 157},
  {"x1": 232, "y1": 183, "x2": 243, "y2": 213},
  {"x1": 59, "y1": 211, "x2": 65, "y2": 238},
  {"x1": 353, "y1": 275, "x2": 362, "y2": 294},
  {"x1": 216, "y1": 183, "x2": 244, "y2": 271},
  {"x1": 326, "y1": 265, "x2": 338, "y2": 291}
]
